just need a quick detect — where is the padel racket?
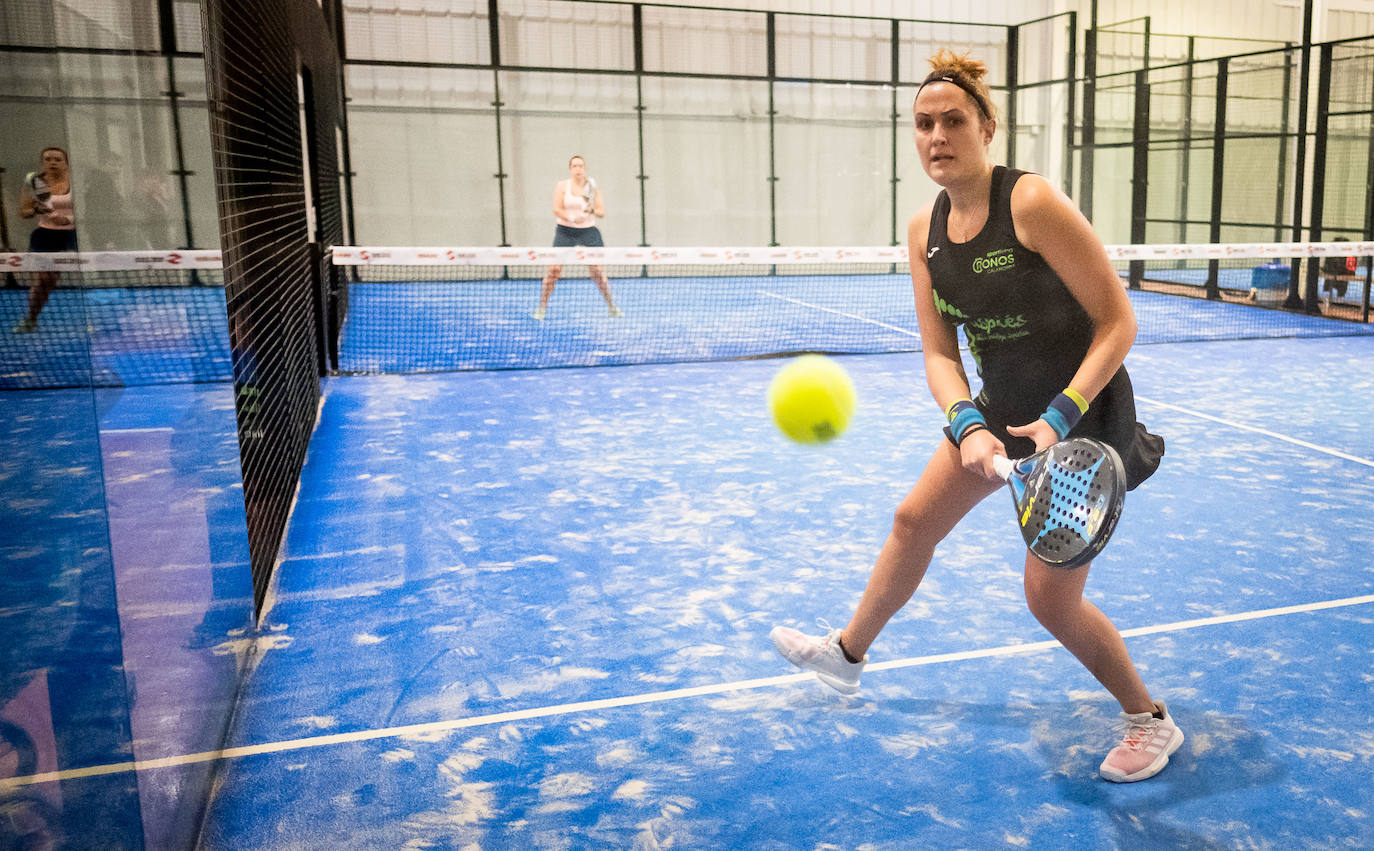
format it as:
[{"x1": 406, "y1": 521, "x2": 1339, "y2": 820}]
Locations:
[
  {"x1": 992, "y1": 436, "x2": 1126, "y2": 569},
  {"x1": 582, "y1": 176, "x2": 597, "y2": 215},
  {"x1": 25, "y1": 172, "x2": 52, "y2": 214}
]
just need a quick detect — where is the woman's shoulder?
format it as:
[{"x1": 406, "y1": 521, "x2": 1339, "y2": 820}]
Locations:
[
  {"x1": 1008, "y1": 171, "x2": 1064, "y2": 216},
  {"x1": 907, "y1": 202, "x2": 937, "y2": 253}
]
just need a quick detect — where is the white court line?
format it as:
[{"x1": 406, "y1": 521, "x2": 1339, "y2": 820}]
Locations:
[
  {"x1": 761, "y1": 291, "x2": 920, "y2": 338},
  {"x1": 100, "y1": 427, "x2": 175, "y2": 435},
  {"x1": 1136, "y1": 395, "x2": 1374, "y2": 468},
  {"x1": 4, "y1": 592, "x2": 1373, "y2": 791}
]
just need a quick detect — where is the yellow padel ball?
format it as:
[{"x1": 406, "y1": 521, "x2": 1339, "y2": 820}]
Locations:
[{"x1": 768, "y1": 354, "x2": 856, "y2": 444}]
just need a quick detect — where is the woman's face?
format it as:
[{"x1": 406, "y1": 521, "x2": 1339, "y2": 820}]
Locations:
[
  {"x1": 569, "y1": 157, "x2": 586, "y2": 180},
  {"x1": 913, "y1": 83, "x2": 993, "y2": 186},
  {"x1": 42, "y1": 148, "x2": 69, "y2": 174}
]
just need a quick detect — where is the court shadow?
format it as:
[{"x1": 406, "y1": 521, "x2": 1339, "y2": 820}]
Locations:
[{"x1": 883, "y1": 697, "x2": 1284, "y2": 850}]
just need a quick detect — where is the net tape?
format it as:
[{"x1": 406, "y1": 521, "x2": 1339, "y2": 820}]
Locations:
[
  {"x1": 328, "y1": 241, "x2": 1374, "y2": 267},
  {"x1": 1, "y1": 250, "x2": 224, "y2": 272},
  {"x1": 4, "y1": 242, "x2": 1368, "y2": 272}
]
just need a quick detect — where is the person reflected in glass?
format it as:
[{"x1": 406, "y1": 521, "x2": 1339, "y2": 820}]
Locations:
[
  {"x1": 14, "y1": 146, "x2": 77, "y2": 333},
  {"x1": 534, "y1": 154, "x2": 621, "y2": 320}
]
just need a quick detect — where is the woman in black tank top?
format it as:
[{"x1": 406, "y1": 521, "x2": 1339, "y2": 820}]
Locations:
[{"x1": 768, "y1": 50, "x2": 1181, "y2": 785}]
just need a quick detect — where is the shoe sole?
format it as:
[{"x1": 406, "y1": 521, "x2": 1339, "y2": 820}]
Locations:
[
  {"x1": 1100, "y1": 726, "x2": 1185, "y2": 783},
  {"x1": 770, "y1": 630, "x2": 861, "y2": 696}
]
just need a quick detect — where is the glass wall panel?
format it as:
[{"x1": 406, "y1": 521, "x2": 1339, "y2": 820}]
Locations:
[
  {"x1": 346, "y1": 64, "x2": 501, "y2": 245},
  {"x1": 499, "y1": 70, "x2": 638, "y2": 246},
  {"x1": 0, "y1": 6, "x2": 250, "y2": 850},
  {"x1": 343, "y1": 0, "x2": 490, "y2": 65},
  {"x1": 776, "y1": 13, "x2": 892, "y2": 82},
  {"x1": 641, "y1": 76, "x2": 771, "y2": 246},
  {"x1": 498, "y1": 0, "x2": 634, "y2": 71},
  {"x1": 641, "y1": 6, "x2": 767, "y2": 77},
  {"x1": 774, "y1": 81, "x2": 893, "y2": 246}
]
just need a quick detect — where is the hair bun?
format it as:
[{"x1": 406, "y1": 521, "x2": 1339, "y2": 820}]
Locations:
[{"x1": 927, "y1": 48, "x2": 987, "y2": 83}]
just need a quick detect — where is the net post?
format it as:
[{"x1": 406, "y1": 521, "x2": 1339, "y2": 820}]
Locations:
[
  {"x1": 1205, "y1": 57, "x2": 1229, "y2": 301},
  {"x1": 634, "y1": 5, "x2": 649, "y2": 249},
  {"x1": 890, "y1": 18, "x2": 900, "y2": 247},
  {"x1": 1303, "y1": 42, "x2": 1334, "y2": 315},
  {"x1": 1006, "y1": 24, "x2": 1019, "y2": 170},
  {"x1": 1179, "y1": 37, "x2": 1195, "y2": 246},
  {"x1": 488, "y1": 0, "x2": 509, "y2": 250},
  {"x1": 1285, "y1": 1, "x2": 1315, "y2": 310},
  {"x1": 1128, "y1": 69, "x2": 1149, "y2": 290},
  {"x1": 766, "y1": 12, "x2": 778, "y2": 250},
  {"x1": 1078, "y1": 15, "x2": 1097, "y2": 222},
  {"x1": 1064, "y1": 12, "x2": 1077, "y2": 198}
]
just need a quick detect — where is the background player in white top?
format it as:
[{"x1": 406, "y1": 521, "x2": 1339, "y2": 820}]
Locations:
[{"x1": 535, "y1": 155, "x2": 621, "y2": 320}]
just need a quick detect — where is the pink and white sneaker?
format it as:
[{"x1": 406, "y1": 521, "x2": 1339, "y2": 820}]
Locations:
[
  {"x1": 1099, "y1": 700, "x2": 1184, "y2": 782},
  {"x1": 769, "y1": 623, "x2": 866, "y2": 695}
]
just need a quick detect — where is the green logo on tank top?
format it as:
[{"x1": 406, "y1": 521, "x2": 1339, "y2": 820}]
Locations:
[
  {"x1": 972, "y1": 247, "x2": 1016, "y2": 274},
  {"x1": 932, "y1": 288, "x2": 967, "y2": 321}
]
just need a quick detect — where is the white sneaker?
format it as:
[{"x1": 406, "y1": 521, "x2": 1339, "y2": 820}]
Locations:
[
  {"x1": 532, "y1": 306, "x2": 546, "y2": 320},
  {"x1": 12, "y1": 317, "x2": 36, "y2": 334},
  {"x1": 609, "y1": 305, "x2": 623, "y2": 318},
  {"x1": 770, "y1": 623, "x2": 865, "y2": 695},
  {"x1": 1099, "y1": 700, "x2": 1184, "y2": 783}
]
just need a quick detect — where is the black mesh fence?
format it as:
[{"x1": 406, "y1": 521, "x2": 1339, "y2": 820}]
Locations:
[{"x1": 202, "y1": 0, "x2": 344, "y2": 614}]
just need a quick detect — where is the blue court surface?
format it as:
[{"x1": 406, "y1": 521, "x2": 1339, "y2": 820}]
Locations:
[
  {"x1": 175, "y1": 334, "x2": 1373, "y2": 848},
  {"x1": 0, "y1": 286, "x2": 232, "y2": 388}
]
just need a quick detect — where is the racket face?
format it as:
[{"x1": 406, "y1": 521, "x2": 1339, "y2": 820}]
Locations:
[
  {"x1": 26, "y1": 173, "x2": 50, "y2": 203},
  {"x1": 1008, "y1": 437, "x2": 1126, "y2": 568}
]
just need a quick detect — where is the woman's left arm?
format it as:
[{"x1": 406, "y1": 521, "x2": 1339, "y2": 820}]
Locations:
[
  {"x1": 1009, "y1": 173, "x2": 1137, "y2": 447},
  {"x1": 592, "y1": 188, "x2": 605, "y2": 219}
]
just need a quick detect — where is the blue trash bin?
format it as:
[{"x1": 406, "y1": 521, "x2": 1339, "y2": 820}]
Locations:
[{"x1": 1249, "y1": 263, "x2": 1289, "y2": 305}]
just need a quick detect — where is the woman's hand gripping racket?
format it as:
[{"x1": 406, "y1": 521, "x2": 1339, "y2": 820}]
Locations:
[
  {"x1": 991, "y1": 436, "x2": 1127, "y2": 568},
  {"x1": 25, "y1": 172, "x2": 52, "y2": 214}
]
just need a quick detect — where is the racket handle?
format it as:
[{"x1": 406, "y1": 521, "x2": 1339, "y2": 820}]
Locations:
[{"x1": 992, "y1": 454, "x2": 1014, "y2": 481}]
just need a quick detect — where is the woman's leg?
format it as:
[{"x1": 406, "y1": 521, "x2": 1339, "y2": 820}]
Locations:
[
  {"x1": 27, "y1": 271, "x2": 57, "y2": 321},
  {"x1": 1022, "y1": 554, "x2": 1154, "y2": 714},
  {"x1": 839, "y1": 442, "x2": 1001, "y2": 657},
  {"x1": 536, "y1": 265, "x2": 561, "y2": 317},
  {"x1": 589, "y1": 264, "x2": 618, "y2": 314}
]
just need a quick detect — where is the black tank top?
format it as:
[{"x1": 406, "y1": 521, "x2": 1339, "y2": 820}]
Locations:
[{"x1": 925, "y1": 166, "x2": 1096, "y2": 426}]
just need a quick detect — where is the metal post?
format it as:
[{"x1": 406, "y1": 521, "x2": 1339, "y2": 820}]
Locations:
[
  {"x1": 1065, "y1": 12, "x2": 1077, "y2": 197},
  {"x1": 1207, "y1": 58, "x2": 1228, "y2": 300},
  {"x1": 1277, "y1": 44, "x2": 1294, "y2": 243},
  {"x1": 1180, "y1": 37, "x2": 1194, "y2": 246},
  {"x1": 766, "y1": 11, "x2": 778, "y2": 247},
  {"x1": 634, "y1": 4, "x2": 648, "y2": 247},
  {"x1": 1128, "y1": 68, "x2": 1149, "y2": 289},
  {"x1": 488, "y1": 0, "x2": 509, "y2": 246},
  {"x1": 1304, "y1": 43, "x2": 1332, "y2": 314},
  {"x1": 1285, "y1": 0, "x2": 1314, "y2": 308},
  {"x1": 1006, "y1": 24, "x2": 1019, "y2": 169},
  {"x1": 1079, "y1": 10, "x2": 1097, "y2": 221},
  {"x1": 159, "y1": 0, "x2": 195, "y2": 248},
  {"x1": 0, "y1": 168, "x2": 12, "y2": 253},
  {"x1": 1363, "y1": 46, "x2": 1374, "y2": 323},
  {"x1": 890, "y1": 18, "x2": 900, "y2": 246}
]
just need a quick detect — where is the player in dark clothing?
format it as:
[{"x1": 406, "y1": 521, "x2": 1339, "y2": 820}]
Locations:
[{"x1": 770, "y1": 49, "x2": 1181, "y2": 784}]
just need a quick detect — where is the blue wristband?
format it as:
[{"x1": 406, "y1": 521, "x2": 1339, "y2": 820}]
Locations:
[
  {"x1": 945, "y1": 398, "x2": 987, "y2": 445},
  {"x1": 1042, "y1": 389, "x2": 1089, "y2": 441}
]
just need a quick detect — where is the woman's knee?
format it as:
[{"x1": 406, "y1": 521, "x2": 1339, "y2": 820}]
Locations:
[
  {"x1": 1023, "y1": 568, "x2": 1085, "y2": 627},
  {"x1": 890, "y1": 500, "x2": 948, "y2": 553}
]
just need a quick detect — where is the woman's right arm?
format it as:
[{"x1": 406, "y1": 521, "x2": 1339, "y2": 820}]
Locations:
[{"x1": 908, "y1": 208, "x2": 1005, "y2": 477}]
